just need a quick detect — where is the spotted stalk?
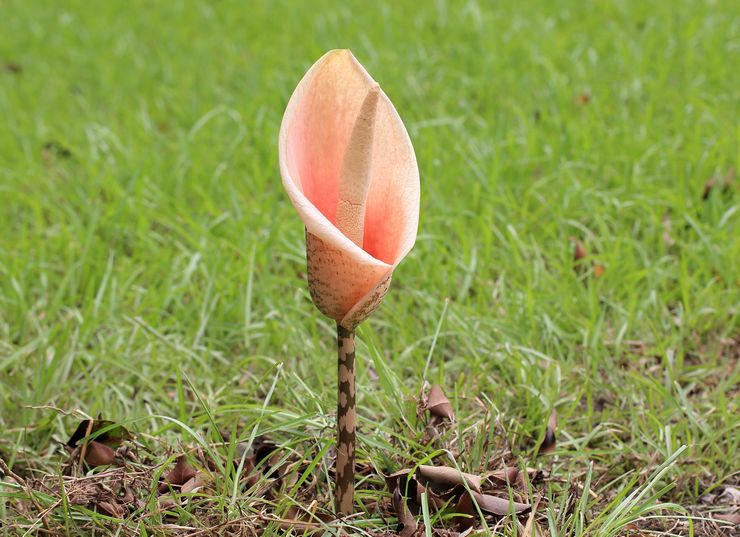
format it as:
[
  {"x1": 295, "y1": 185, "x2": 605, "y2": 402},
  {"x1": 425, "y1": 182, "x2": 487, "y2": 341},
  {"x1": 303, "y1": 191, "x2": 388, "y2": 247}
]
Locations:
[{"x1": 335, "y1": 323, "x2": 356, "y2": 515}]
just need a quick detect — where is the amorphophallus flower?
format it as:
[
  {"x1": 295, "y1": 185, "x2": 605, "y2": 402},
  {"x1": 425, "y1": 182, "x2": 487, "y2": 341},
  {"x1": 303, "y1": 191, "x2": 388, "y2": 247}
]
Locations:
[{"x1": 279, "y1": 49, "x2": 420, "y2": 514}]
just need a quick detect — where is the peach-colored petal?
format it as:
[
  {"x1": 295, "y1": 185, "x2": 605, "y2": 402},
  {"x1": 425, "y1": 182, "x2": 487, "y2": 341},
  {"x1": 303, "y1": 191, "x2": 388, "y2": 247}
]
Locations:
[
  {"x1": 280, "y1": 50, "x2": 377, "y2": 238},
  {"x1": 279, "y1": 49, "x2": 419, "y2": 326}
]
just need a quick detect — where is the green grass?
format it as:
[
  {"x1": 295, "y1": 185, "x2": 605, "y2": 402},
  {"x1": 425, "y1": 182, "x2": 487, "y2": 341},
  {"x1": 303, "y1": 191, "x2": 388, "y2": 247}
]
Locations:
[{"x1": 0, "y1": 0, "x2": 738, "y2": 535}]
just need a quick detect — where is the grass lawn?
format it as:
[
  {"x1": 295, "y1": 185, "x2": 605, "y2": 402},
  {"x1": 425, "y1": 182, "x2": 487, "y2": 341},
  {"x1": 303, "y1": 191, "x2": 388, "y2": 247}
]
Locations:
[{"x1": 1, "y1": 0, "x2": 738, "y2": 535}]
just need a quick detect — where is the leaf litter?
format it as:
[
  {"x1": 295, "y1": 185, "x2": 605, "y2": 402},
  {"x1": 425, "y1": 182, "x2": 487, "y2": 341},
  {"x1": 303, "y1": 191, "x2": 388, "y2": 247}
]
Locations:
[{"x1": 3, "y1": 383, "x2": 722, "y2": 535}]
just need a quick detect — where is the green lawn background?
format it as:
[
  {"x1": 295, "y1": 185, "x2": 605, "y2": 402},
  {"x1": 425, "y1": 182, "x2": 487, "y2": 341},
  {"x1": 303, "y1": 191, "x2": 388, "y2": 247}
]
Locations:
[{"x1": 0, "y1": 0, "x2": 738, "y2": 532}]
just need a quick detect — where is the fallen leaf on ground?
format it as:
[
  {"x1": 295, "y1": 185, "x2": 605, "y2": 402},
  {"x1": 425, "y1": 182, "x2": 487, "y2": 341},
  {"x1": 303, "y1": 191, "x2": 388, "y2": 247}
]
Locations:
[
  {"x1": 455, "y1": 491, "x2": 530, "y2": 529},
  {"x1": 703, "y1": 167, "x2": 735, "y2": 200},
  {"x1": 386, "y1": 469, "x2": 445, "y2": 512},
  {"x1": 121, "y1": 485, "x2": 136, "y2": 505},
  {"x1": 713, "y1": 512, "x2": 740, "y2": 524},
  {"x1": 522, "y1": 495, "x2": 541, "y2": 536},
  {"x1": 66, "y1": 419, "x2": 131, "y2": 448},
  {"x1": 720, "y1": 486, "x2": 740, "y2": 505},
  {"x1": 470, "y1": 491, "x2": 530, "y2": 516},
  {"x1": 181, "y1": 471, "x2": 211, "y2": 494},
  {"x1": 97, "y1": 500, "x2": 124, "y2": 518},
  {"x1": 158, "y1": 455, "x2": 198, "y2": 493},
  {"x1": 573, "y1": 240, "x2": 587, "y2": 263},
  {"x1": 42, "y1": 140, "x2": 73, "y2": 161},
  {"x1": 393, "y1": 485, "x2": 418, "y2": 536},
  {"x1": 539, "y1": 409, "x2": 557, "y2": 455},
  {"x1": 84, "y1": 441, "x2": 116, "y2": 467},
  {"x1": 418, "y1": 465, "x2": 481, "y2": 493},
  {"x1": 427, "y1": 384, "x2": 454, "y2": 421},
  {"x1": 489, "y1": 467, "x2": 519, "y2": 485},
  {"x1": 575, "y1": 91, "x2": 591, "y2": 105},
  {"x1": 3, "y1": 62, "x2": 21, "y2": 73}
]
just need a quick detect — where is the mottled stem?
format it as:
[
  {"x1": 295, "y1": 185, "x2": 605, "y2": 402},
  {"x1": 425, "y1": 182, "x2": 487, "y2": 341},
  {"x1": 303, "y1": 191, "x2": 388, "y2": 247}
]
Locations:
[{"x1": 335, "y1": 323, "x2": 356, "y2": 515}]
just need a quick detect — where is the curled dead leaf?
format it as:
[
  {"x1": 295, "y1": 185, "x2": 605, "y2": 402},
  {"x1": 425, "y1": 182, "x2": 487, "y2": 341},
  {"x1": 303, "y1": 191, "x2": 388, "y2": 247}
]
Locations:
[
  {"x1": 4, "y1": 62, "x2": 22, "y2": 74},
  {"x1": 42, "y1": 141, "x2": 73, "y2": 161},
  {"x1": 539, "y1": 409, "x2": 557, "y2": 455},
  {"x1": 573, "y1": 240, "x2": 587, "y2": 263},
  {"x1": 158, "y1": 455, "x2": 198, "y2": 493},
  {"x1": 522, "y1": 496, "x2": 542, "y2": 537},
  {"x1": 471, "y1": 491, "x2": 530, "y2": 516},
  {"x1": 96, "y1": 500, "x2": 124, "y2": 518},
  {"x1": 719, "y1": 486, "x2": 740, "y2": 505},
  {"x1": 84, "y1": 441, "x2": 116, "y2": 467},
  {"x1": 713, "y1": 512, "x2": 740, "y2": 525},
  {"x1": 181, "y1": 471, "x2": 211, "y2": 494},
  {"x1": 456, "y1": 490, "x2": 530, "y2": 528},
  {"x1": 575, "y1": 91, "x2": 591, "y2": 105},
  {"x1": 489, "y1": 467, "x2": 519, "y2": 485},
  {"x1": 703, "y1": 167, "x2": 735, "y2": 200},
  {"x1": 236, "y1": 435, "x2": 279, "y2": 478},
  {"x1": 427, "y1": 384, "x2": 454, "y2": 421},
  {"x1": 393, "y1": 486, "x2": 418, "y2": 536},
  {"x1": 455, "y1": 494, "x2": 477, "y2": 530},
  {"x1": 67, "y1": 419, "x2": 131, "y2": 448},
  {"x1": 121, "y1": 485, "x2": 135, "y2": 505},
  {"x1": 515, "y1": 467, "x2": 544, "y2": 489},
  {"x1": 418, "y1": 465, "x2": 481, "y2": 493}
]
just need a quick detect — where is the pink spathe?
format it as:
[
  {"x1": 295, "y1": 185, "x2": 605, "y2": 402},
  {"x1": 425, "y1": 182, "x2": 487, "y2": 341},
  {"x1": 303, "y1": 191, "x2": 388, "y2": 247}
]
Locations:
[{"x1": 279, "y1": 49, "x2": 420, "y2": 329}]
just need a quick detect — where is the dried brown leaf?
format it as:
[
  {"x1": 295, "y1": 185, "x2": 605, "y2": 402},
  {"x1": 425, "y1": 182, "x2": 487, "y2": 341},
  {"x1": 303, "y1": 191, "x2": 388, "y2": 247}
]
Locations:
[
  {"x1": 522, "y1": 495, "x2": 541, "y2": 536},
  {"x1": 539, "y1": 409, "x2": 557, "y2": 455},
  {"x1": 454, "y1": 493, "x2": 477, "y2": 530},
  {"x1": 575, "y1": 91, "x2": 591, "y2": 105},
  {"x1": 121, "y1": 485, "x2": 135, "y2": 505},
  {"x1": 516, "y1": 467, "x2": 543, "y2": 489},
  {"x1": 489, "y1": 467, "x2": 519, "y2": 485},
  {"x1": 573, "y1": 240, "x2": 587, "y2": 263},
  {"x1": 414, "y1": 480, "x2": 447, "y2": 509},
  {"x1": 97, "y1": 500, "x2": 124, "y2": 518},
  {"x1": 713, "y1": 512, "x2": 740, "y2": 525},
  {"x1": 385, "y1": 469, "x2": 410, "y2": 494},
  {"x1": 393, "y1": 486, "x2": 418, "y2": 536},
  {"x1": 236, "y1": 435, "x2": 279, "y2": 478},
  {"x1": 67, "y1": 419, "x2": 131, "y2": 448},
  {"x1": 428, "y1": 384, "x2": 454, "y2": 421},
  {"x1": 181, "y1": 471, "x2": 211, "y2": 494},
  {"x1": 3, "y1": 62, "x2": 22, "y2": 74},
  {"x1": 455, "y1": 490, "x2": 531, "y2": 529},
  {"x1": 158, "y1": 455, "x2": 198, "y2": 493},
  {"x1": 84, "y1": 441, "x2": 116, "y2": 467},
  {"x1": 703, "y1": 167, "x2": 735, "y2": 200},
  {"x1": 471, "y1": 491, "x2": 530, "y2": 516},
  {"x1": 719, "y1": 486, "x2": 740, "y2": 505},
  {"x1": 418, "y1": 465, "x2": 481, "y2": 493}
]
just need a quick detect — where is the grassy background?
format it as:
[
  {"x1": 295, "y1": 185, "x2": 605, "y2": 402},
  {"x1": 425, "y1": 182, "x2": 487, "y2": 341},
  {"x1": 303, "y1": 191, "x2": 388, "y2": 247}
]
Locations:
[{"x1": 0, "y1": 0, "x2": 738, "y2": 534}]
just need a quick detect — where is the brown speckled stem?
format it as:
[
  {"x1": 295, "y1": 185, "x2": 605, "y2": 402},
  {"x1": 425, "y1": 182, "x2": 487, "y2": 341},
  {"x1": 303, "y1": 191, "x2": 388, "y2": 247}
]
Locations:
[{"x1": 335, "y1": 323, "x2": 356, "y2": 515}]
